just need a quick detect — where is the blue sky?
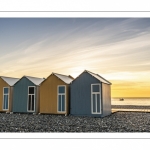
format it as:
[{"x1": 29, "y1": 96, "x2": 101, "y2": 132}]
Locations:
[{"x1": 1, "y1": 18, "x2": 150, "y2": 96}]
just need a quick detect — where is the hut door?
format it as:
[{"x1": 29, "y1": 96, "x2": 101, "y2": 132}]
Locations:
[
  {"x1": 58, "y1": 85, "x2": 66, "y2": 112},
  {"x1": 91, "y1": 84, "x2": 101, "y2": 114},
  {"x1": 27, "y1": 86, "x2": 35, "y2": 112},
  {"x1": 3, "y1": 87, "x2": 9, "y2": 110}
]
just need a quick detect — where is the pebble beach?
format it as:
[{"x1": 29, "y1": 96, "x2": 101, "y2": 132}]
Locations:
[{"x1": 0, "y1": 105, "x2": 150, "y2": 132}]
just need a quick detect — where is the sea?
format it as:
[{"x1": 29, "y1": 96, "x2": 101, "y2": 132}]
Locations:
[{"x1": 111, "y1": 97, "x2": 150, "y2": 106}]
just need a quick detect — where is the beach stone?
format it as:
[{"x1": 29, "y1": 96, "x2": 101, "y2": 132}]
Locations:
[{"x1": 0, "y1": 107, "x2": 150, "y2": 132}]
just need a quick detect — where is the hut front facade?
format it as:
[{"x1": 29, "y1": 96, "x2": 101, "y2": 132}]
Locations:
[
  {"x1": 40, "y1": 73, "x2": 74, "y2": 115},
  {"x1": 12, "y1": 76, "x2": 44, "y2": 113},
  {"x1": 0, "y1": 76, "x2": 19, "y2": 113},
  {"x1": 70, "y1": 70, "x2": 111, "y2": 117}
]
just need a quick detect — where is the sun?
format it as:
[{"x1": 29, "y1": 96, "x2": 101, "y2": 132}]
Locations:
[{"x1": 70, "y1": 66, "x2": 88, "y2": 78}]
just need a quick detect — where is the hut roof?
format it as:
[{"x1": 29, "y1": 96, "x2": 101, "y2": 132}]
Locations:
[
  {"x1": 0, "y1": 76, "x2": 19, "y2": 86},
  {"x1": 25, "y1": 76, "x2": 45, "y2": 85},
  {"x1": 86, "y1": 70, "x2": 111, "y2": 85},
  {"x1": 53, "y1": 73, "x2": 74, "y2": 84},
  {"x1": 71, "y1": 70, "x2": 111, "y2": 85}
]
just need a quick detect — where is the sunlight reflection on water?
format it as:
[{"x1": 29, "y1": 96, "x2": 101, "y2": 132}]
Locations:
[{"x1": 111, "y1": 98, "x2": 150, "y2": 105}]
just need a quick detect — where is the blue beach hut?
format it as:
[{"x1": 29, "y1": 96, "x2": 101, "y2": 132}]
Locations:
[
  {"x1": 70, "y1": 70, "x2": 112, "y2": 117},
  {"x1": 12, "y1": 76, "x2": 44, "y2": 113}
]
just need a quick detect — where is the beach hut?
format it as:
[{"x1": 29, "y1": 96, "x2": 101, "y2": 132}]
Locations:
[
  {"x1": 70, "y1": 70, "x2": 112, "y2": 117},
  {"x1": 0, "y1": 76, "x2": 19, "y2": 113},
  {"x1": 40, "y1": 73, "x2": 74, "y2": 115},
  {"x1": 12, "y1": 76, "x2": 44, "y2": 113}
]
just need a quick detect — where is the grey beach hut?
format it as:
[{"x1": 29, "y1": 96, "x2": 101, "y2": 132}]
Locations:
[{"x1": 70, "y1": 70, "x2": 112, "y2": 117}]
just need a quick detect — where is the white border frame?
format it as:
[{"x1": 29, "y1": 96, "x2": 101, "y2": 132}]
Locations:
[
  {"x1": 2, "y1": 87, "x2": 9, "y2": 110},
  {"x1": 57, "y1": 85, "x2": 66, "y2": 113},
  {"x1": 91, "y1": 84, "x2": 101, "y2": 114},
  {"x1": 27, "y1": 86, "x2": 35, "y2": 112},
  {"x1": 2, "y1": 12, "x2": 150, "y2": 18}
]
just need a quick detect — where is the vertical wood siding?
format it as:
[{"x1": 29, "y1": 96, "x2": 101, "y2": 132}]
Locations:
[
  {"x1": 70, "y1": 72, "x2": 104, "y2": 117},
  {"x1": 102, "y1": 83, "x2": 111, "y2": 117},
  {"x1": 40, "y1": 74, "x2": 69, "y2": 115},
  {"x1": 12, "y1": 77, "x2": 36, "y2": 113},
  {"x1": 36, "y1": 86, "x2": 40, "y2": 113},
  {"x1": 9, "y1": 86, "x2": 13, "y2": 112},
  {"x1": 0, "y1": 78, "x2": 11, "y2": 112}
]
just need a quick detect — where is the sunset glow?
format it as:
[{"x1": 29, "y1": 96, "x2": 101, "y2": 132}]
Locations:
[{"x1": 0, "y1": 18, "x2": 150, "y2": 97}]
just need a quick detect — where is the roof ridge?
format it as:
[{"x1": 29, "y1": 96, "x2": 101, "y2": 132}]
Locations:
[
  {"x1": 12, "y1": 75, "x2": 44, "y2": 86},
  {"x1": 53, "y1": 72, "x2": 73, "y2": 84},
  {"x1": 70, "y1": 70, "x2": 111, "y2": 85},
  {"x1": 68, "y1": 75, "x2": 74, "y2": 79},
  {"x1": 0, "y1": 76, "x2": 20, "y2": 86},
  {"x1": 70, "y1": 70, "x2": 85, "y2": 84},
  {"x1": 53, "y1": 72, "x2": 69, "y2": 77},
  {"x1": 24, "y1": 75, "x2": 43, "y2": 79},
  {"x1": 0, "y1": 76, "x2": 19, "y2": 79},
  {"x1": 96, "y1": 74, "x2": 112, "y2": 84},
  {"x1": 85, "y1": 70, "x2": 98, "y2": 76},
  {"x1": 85, "y1": 70, "x2": 111, "y2": 84}
]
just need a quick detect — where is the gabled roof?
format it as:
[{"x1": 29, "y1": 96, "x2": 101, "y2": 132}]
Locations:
[
  {"x1": 86, "y1": 70, "x2": 111, "y2": 85},
  {"x1": 25, "y1": 76, "x2": 45, "y2": 85},
  {"x1": 0, "y1": 76, "x2": 19, "y2": 86},
  {"x1": 71, "y1": 70, "x2": 111, "y2": 85},
  {"x1": 53, "y1": 73, "x2": 74, "y2": 84},
  {"x1": 14, "y1": 75, "x2": 45, "y2": 86}
]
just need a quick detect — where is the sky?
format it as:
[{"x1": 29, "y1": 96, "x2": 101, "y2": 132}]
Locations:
[{"x1": 0, "y1": 18, "x2": 150, "y2": 97}]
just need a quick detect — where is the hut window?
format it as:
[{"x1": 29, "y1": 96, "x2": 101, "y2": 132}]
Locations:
[
  {"x1": 91, "y1": 84, "x2": 101, "y2": 114},
  {"x1": 58, "y1": 85, "x2": 66, "y2": 112},
  {"x1": 3, "y1": 87, "x2": 9, "y2": 110},
  {"x1": 28, "y1": 86, "x2": 35, "y2": 112}
]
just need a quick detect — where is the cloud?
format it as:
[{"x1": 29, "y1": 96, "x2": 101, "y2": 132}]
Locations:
[{"x1": 0, "y1": 18, "x2": 150, "y2": 96}]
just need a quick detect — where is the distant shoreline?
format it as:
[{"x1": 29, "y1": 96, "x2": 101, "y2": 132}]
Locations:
[{"x1": 112, "y1": 105, "x2": 150, "y2": 109}]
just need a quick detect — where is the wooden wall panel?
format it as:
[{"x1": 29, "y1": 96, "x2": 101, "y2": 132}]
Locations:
[{"x1": 102, "y1": 83, "x2": 111, "y2": 117}]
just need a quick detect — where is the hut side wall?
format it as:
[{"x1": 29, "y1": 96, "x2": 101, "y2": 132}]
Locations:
[
  {"x1": 13, "y1": 77, "x2": 36, "y2": 113},
  {"x1": 67, "y1": 85, "x2": 71, "y2": 115},
  {"x1": 9, "y1": 86, "x2": 13, "y2": 112},
  {"x1": 36, "y1": 86, "x2": 40, "y2": 113},
  {"x1": 102, "y1": 83, "x2": 111, "y2": 117},
  {"x1": 0, "y1": 78, "x2": 10, "y2": 112},
  {"x1": 40, "y1": 74, "x2": 69, "y2": 115},
  {"x1": 70, "y1": 72, "x2": 103, "y2": 117}
]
